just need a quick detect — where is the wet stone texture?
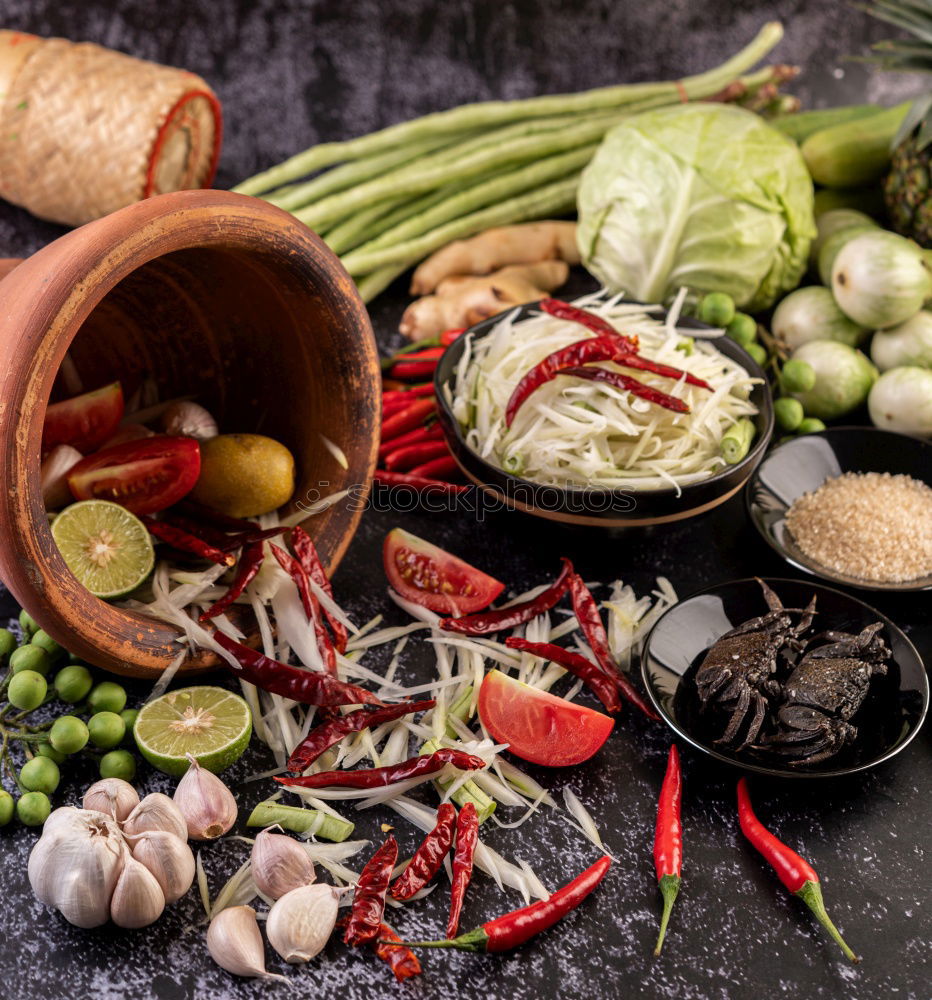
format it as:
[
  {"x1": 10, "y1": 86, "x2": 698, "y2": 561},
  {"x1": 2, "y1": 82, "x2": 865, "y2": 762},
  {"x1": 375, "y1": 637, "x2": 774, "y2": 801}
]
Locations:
[{"x1": 0, "y1": 2, "x2": 929, "y2": 999}]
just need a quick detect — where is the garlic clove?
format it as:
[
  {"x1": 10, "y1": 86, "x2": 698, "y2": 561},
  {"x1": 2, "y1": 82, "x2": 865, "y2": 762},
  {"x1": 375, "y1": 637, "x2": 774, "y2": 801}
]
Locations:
[
  {"x1": 123, "y1": 792, "x2": 189, "y2": 842},
  {"x1": 266, "y1": 884, "x2": 341, "y2": 964},
  {"x1": 206, "y1": 905, "x2": 286, "y2": 980},
  {"x1": 250, "y1": 830, "x2": 316, "y2": 901},
  {"x1": 110, "y1": 854, "x2": 165, "y2": 928},
  {"x1": 41, "y1": 445, "x2": 83, "y2": 509},
  {"x1": 28, "y1": 808, "x2": 126, "y2": 928},
  {"x1": 173, "y1": 756, "x2": 237, "y2": 841},
  {"x1": 161, "y1": 401, "x2": 218, "y2": 441},
  {"x1": 131, "y1": 830, "x2": 195, "y2": 903},
  {"x1": 83, "y1": 778, "x2": 140, "y2": 823}
]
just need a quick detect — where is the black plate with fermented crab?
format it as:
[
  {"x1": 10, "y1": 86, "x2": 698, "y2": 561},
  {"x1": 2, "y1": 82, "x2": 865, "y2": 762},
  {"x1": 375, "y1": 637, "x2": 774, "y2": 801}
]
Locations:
[{"x1": 640, "y1": 577, "x2": 929, "y2": 778}]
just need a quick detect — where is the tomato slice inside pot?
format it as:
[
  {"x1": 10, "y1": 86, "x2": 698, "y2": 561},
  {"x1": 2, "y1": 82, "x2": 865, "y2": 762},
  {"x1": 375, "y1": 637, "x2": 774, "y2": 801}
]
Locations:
[
  {"x1": 478, "y1": 669, "x2": 614, "y2": 767},
  {"x1": 67, "y1": 435, "x2": 201, "y2": 515},
  {"x1": 43, "y1": 382, "x2": 124, "y2": 453},
  {"x1": 382, "y1": 528, "x2": 504, "y2": 615}
]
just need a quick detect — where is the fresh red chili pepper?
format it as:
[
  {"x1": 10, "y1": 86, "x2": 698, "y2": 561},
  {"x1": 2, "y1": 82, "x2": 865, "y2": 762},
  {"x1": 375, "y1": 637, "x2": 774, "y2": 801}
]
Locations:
[
  {"x1": 561, "y1": 366, "x2": 690, "y2": 414},
  {"x1": 290, "y1": 526, "x2": 348, "y2": 654},
  {"x1": 396, "y1": 346, "x2": 445, "y2": 361},
  {"x1": 275, "y1": 749, "x2": 485, "y2": 790},
  {"x1": 286, "y1": 700, "x2": 435, "y2": 773},
  {"x1": 383, "y1": 440, "x2": 450, "y2": 473},
  {"x1": 408, "y1": 454, "x2": 459, "y2": 480},
  {"x1": 374, "y1": 470, "x2": 470, "y2": 495},
  {"x1": 567, "y1": 573, "x2": 659, "y2": 721},
  {"x1": 504, "y1": 638, "x2": 621, "y2": 713},
  {"x1": 390, "y1": 803, "x2": 457, "y2": 901},
  {"x1": 373, "y1": 922, "x2": 422, "y2": 981},
  {"x1": 212, "y1": 632, "x2": 382, "y2": 707},
  {"x1": 382, "y1": 383, "x2": 436, "y2": 402},
  {"x1": 271, "y1": 543, "x2": 338, "y2": 674},
  {"x1": 381, "y1": 398, "x2": 437, "y2": 441},
  {"x1": 389, "y1": 360, "x2": 441, "y2": 380},
  {"x1": 540, "y1": 298, "x2": 638, "y2": 349},
  {"x1": 382, "y1": 339, "x2": 441, "y2": 369},
  {"x1": 140, "y1": 517, "x2": 234, "y2": 566},
  {"x1": 400, "y1": 855, "x2": 612, "y2": 953},
  {"x1": 447, "y1": 801, "x2": 479, "y2": 939},
  {"x1": 198, "y1": 541, "x2": 265, "y2": 622},
  {"x1": 440, "y1": 327, "x2": 466, "y2": 346},
  {"x1": 653, "y1": 745, "x2": 683, "y2": 956},
  {"x1": 344, "y1": 836, "x2": 398, "y2": 947},
  {"x1": 174, "y1": 499, "x2": 255, "y2": 533},
  {"x1": 440, "y1": 558, "x2": 573, "y2": 636},
  {"x1": 736, "y1": 778, "x2": 858, "y2": 963},
  {"x1": 378, "y1": 423, "x2": 443, "y2": 461}
]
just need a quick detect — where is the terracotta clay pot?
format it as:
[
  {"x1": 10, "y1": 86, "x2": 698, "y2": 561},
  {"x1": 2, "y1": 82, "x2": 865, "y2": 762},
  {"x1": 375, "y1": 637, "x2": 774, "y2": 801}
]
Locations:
[{"x1": 0, "y1": 190, "x2": 380, "y2": 678}]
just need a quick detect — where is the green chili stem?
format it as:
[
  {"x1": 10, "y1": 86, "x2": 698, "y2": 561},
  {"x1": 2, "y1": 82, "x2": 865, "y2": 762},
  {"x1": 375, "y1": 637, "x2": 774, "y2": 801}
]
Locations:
[
  {"x1": 654, "y1": 874, "x2": 681, "y2": 956},
  {"x1": 796, "y1": 880, "x2": 859, "y2": 963}
]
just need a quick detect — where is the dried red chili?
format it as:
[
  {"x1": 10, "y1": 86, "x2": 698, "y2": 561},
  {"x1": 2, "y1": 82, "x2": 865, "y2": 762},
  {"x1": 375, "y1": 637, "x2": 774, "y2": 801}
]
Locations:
[
  {"x1": 198, "y1": 540, "x2": 265, "y2": 622},
  {"x1": 344, "y1": 836, "x2": 398, "y2": 947},
  {"x1": 561, "y1": 366, "x2": 690, "y2": 414},
  {"x1": 567, "y1": 572, "x2": 659, "y2": 721},
  {"x1": 504, "y1": 638, "x2": 621, "y2": 713},
  {"x1": 540, "y1": 298, "x2": 638, "y2": 349},
  {"x1": 653, "y1": 745, "x2": 683, "y2": 956},
  {"x1": 290, "y1": 526, "x2": 348, "y2": 654},
  {"x1": 440, "y1": 558, "x2": 573, "y2": 636},
  {"x1": 401, "y1": 855, "x2": 612, "y2": 953},
  {"x1": 271, "y1": 543, "x2": 337, "y2": 674},
  {"x1": 140, "y1": 517, "x2": 234, "y2": 566},
  {"x1": 286, "y1": 700, "x2": 435, "y2": 773},
  {"x1": 275, "y1": 749, "x2": 485, "y2": 790},
  {"x1": 390, "y1": 803, "x2": 456, "y2": 901},
  {"x1": 447, "y1": 801, "x2": 479, "y2": 939},
  {"x1": 373, "y1": 923, "x2": 422, "y2": 981},
  {"x1": 174, "y1": 499, "x2": 255, "y2": 533},
  {"x1": 215, "y1": 524, "x2": 288, "y2": 553},
  {"x1": 212, "y1": 632, "x2": 382, "y2": 707},
  {"x1": 737, "y1": 777, "x2": 858, "y2": 963},
  {"x1": 374, "y1": 470, "x2": 470, "y2": 495}
]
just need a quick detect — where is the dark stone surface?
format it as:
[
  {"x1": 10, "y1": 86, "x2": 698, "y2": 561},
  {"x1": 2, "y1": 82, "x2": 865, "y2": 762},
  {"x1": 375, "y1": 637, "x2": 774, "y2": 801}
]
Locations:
[{"x1": 0, "y1": 2, "x2": 929, "y2": 999}]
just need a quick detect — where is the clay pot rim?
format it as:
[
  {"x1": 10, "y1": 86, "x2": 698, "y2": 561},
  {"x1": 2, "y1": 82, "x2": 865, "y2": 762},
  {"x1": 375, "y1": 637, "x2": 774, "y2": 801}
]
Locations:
[{"x1": 0, "y1": 189, "x2": 379, "y2": 677}]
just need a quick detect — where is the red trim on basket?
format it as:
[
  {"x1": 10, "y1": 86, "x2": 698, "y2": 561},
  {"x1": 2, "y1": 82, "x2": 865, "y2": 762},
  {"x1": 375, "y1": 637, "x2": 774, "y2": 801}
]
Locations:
[{"x1": 144, "y1": 88, "x2": 223, "y2": 198}]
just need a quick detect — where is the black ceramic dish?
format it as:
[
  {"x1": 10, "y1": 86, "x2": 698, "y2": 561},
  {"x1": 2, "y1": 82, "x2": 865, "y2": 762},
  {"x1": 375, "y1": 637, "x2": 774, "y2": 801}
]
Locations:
[
  {"x1": 747, "y1": 427, "x2": 932, "y2": 592},
  {"x1": 434, "y1": 300, "x2": 774, "y2": 527},
  {"x1": 641, "y1": 576, "x2": 928, "y2": 779}
]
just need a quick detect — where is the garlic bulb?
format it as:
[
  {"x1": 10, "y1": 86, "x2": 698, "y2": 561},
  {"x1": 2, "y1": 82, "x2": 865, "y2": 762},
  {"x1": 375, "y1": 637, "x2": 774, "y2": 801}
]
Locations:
[
  {"x1": 173, "y1": 757, "x2": 237, "y2": 840},
  {"x1": 110, "y1": 854, "x2": 165, "y2": 928},
  {"x1": 41, "y1": 445, "x2": 82, "y2": 509},
  {"x1": 161, "y1": 401, "x2": 218, "y2": 441},
  {"x1": 123, "y1": 793, "x2": 189, "y2": 842},
  {"x1": 266, "y1": 884, "x2": 341, "y2": 964},
  {"x1": 83, "y1": 778, "x2": 140, "y2": 823},
  {"x1": 28, "y1": 808, "x2": 126, "y2": 927},
  {"x1": 251, "y1": 830, "x2": 316, "y2": 901},
  {"x1": 206, "y1": 906, "x2": 285, "y2": 980},
  {"x1": 131, "y1": 830, "x2": 195, "y2": 903}
]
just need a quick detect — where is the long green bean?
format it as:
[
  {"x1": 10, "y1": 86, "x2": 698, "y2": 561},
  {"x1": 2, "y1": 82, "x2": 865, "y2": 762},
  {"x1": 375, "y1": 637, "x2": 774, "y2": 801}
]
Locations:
[
  {"x1": 234, "y1": 22, "x2": 782, "y2": 196},
  {"x1": 324, "y1": 186, "x2": 453, "y2": 255}
]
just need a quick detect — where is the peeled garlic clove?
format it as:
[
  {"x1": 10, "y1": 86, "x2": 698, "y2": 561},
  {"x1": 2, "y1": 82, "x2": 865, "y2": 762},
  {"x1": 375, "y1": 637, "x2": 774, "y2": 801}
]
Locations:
[
  {"x1": 83, "y1": 778, "x2": 140, "y2": 823},
  {"x1": 110, "y1": 854, "x2": 165, "y2": 928},
  {"x1": 123, "y1": 792, "x2": 189, "y2": 842},
  {"x1": 41, "y1": 445, "x2": 83, "y2": 509},
  {"x1": 207, "y1": 906, "x2": 284, "y2": 980},
  {"x1": 161, "y1": 400, "x2": 218, "y2": 441},
  {"x1": 266, "y1": 883, "x2": 341, "y2": 964},
  {"x1": 28, "y1": 809, "x2": 125, "y2": 928},
  {"x1": 251, "y1": 830, "x2": 316, "y2": 901},
  {"x1": 173, "y1": 757, "x2": 237, "y2": 840},
  {"x1": 131, "y1": 830, "x2": 195, "y2": 903}
]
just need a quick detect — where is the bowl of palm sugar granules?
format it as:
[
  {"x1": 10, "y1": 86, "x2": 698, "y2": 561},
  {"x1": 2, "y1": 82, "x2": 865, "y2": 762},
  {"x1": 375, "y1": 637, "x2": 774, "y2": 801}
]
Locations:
[{"x1": 747, "y1": 427, "x2": 932, "y2": 592}]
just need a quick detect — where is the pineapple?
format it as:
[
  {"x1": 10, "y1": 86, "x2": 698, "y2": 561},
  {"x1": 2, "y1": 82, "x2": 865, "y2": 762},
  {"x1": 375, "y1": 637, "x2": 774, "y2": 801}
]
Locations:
[{"x1": 866, "y1": 0, "x2": 932, "y2": 245}]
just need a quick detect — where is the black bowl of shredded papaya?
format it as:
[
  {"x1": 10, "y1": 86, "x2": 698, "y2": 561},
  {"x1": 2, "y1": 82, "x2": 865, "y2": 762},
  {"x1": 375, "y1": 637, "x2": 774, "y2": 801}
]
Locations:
[
  {"x1": 641, "y1": 576, "x2": 929, "y2": 779},
  {"x1": 434, "y1": 296, "x2": 775, "y2": 528}
]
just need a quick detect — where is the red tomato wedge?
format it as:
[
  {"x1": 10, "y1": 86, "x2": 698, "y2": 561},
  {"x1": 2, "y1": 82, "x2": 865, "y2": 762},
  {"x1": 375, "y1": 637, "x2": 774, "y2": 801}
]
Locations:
[
  {"x1": 382, "y1": 528, "x2": 504, "y2": 615},
  {"x1": 478, "y1": 669, "x2": 614, "y2": 767},
  {"x1": 67, "y1": 435, "x2": 201, "y2": 515},
  {"x1": 43, "y1": 382, "x2": 124, "y2": 453}
]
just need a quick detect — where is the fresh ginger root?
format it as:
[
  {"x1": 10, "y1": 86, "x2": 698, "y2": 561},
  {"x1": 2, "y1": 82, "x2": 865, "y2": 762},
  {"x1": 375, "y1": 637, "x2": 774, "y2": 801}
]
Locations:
[
  {"x1": 399, "y1": 261, "x2": 569, "y2": 341},
  {"x1": 409, "y1": 221, "x2": 579, "y2": 295}
]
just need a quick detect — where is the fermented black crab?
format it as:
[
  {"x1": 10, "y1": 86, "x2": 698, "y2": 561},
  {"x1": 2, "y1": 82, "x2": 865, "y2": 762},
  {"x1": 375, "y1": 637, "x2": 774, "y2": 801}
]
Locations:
[{"x1": 694, "y1": 580, "x2": 816, "y2": 749}]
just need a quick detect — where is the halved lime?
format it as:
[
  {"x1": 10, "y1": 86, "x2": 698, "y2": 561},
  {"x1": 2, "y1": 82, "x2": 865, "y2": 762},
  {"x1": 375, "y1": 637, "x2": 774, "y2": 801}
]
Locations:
[
  {"x1": 134, "y1": 686, "x2": 252, "y2": 776},
  {"x1": 51, "y1": 500, "x2": 154, "y2": 599}
]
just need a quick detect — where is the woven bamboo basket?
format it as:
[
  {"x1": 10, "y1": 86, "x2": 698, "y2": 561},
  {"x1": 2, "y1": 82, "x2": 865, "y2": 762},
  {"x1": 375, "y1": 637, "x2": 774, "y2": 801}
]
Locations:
[{"x1": 0, "y1": 31, "x2": 222, "y2": 226}]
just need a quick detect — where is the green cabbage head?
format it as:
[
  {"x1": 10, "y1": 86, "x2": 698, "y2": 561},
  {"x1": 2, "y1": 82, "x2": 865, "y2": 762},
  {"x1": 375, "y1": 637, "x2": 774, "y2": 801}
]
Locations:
[{"x1": 577, "y1": 104, "x2": 816, "y2": 311}]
